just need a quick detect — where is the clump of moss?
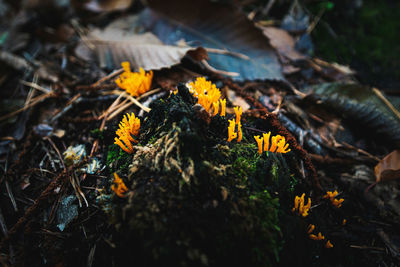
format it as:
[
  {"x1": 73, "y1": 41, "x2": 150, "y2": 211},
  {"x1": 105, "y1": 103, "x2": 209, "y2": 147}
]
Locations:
[
  {"x1": 104, "y1": 85, "x2": 300, "y2": 266},
  {"x1": 106, "y1": 144, "x2": 131, "y2": 175},
  {"x1": 90, "y1": 128, "x2": 104, "y2": 140}
]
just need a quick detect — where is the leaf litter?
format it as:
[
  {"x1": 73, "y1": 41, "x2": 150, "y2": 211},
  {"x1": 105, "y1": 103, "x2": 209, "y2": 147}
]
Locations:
[{"x1": 0, "y1": 0, "x2": 400, "y2": 266}]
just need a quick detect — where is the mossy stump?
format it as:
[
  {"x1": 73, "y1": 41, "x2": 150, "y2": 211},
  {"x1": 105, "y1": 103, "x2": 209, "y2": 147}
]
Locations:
[{"x1": 104, "y1": 86, "x2": 301, "y2": 266}]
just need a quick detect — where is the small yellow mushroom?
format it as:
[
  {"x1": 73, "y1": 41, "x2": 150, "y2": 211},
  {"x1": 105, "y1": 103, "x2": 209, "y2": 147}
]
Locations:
[
  {"x1": 227, "y1": 119, "x2": 237, "y2": 142},
  {"x1": 116, "y1": 62, "x2": 153, "y2": 97},
  {"x1": 332, "y1": 198, "x2": 344, "y2": 208},
  {"x1": 325, "y1": 240, "x2": 333, "y2": 248},
  {"x1": 220, "y1": 99, "x2": 226, "y2": 117},
  {"x1": 233, "y1": 106, "x2": 242, "y2": 125},
  {"x1": 307, "y1": 224, "x2": 315, "y2": 234},
  {"x1": 254, "y1": 135, "x2": 263, "y2": 155},
  {"x1": 263, "y1": 132, "x2": 271, "y2": 152},
  {"x1": 323, "y1": 190, "x2": 344, "y2": 208},
  {"x1": 111, "y1": 173, "x2": 128, "y2": 198},
  {"x1": 188, "y1": 77, "x2": 222, "y2": 115},
  {"x1": 237, "y1": 121, "x2": 242, "y2": 142},
  {"x1": 114, "y1": 112, "x2": 140, "y2": 154},
  {"x1": 212, "y1": 101, "x2": 219, "y2": 116},
  {"x1": 309, "y1": 232, "x2": 325, "y2": 241},
  {"x1": 292, "y1": 193, "x2": 311, "y2": 217}
]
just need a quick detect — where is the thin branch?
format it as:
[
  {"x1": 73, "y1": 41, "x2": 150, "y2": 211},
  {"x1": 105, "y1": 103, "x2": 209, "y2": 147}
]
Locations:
[
  {"x1": 20, "y1": 80, "x2": 51, "y2": 94},
  {"x1": 205, "y1": 48, "x2": 249, "y2": 60},
  {"x1": 373, "y1": 87, "x2": 400, "y2": 121},
  {"x1": 91, "y1": 68, "x2": 123, "y2": 88},
  {"x1": 0, "y1": 92, "x2": 54, "y2": 121},
  {"x1": 201, "y1": 60, "x2": 239, "y2": 77}
]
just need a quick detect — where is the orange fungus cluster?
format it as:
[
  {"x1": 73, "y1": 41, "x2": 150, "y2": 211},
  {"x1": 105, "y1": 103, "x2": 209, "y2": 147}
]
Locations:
[
  {"x1": 114, "y1": 112, "x2": 140, "y2": 154},
  {"x1": 254, "y1": 132, "x2": 290, "y2": 155},
  {"x1": 187, "y1": 77, "x2": 226, "y2": 116},
  {"x1": 115, "y1": 61, "x2": 153, "y2": 97},
  {"x1": 323, "y1": 190, "x2": 344, "y2": 208},
  {"x1": 292, "y1": 193, "x2": 311, "y2": 217},
  {"x1": 111, "y1": 173, "x2": 128, "y2": 198},
  {"x1": 227, "y1": 106, "x2": 243, "y2": 143}
]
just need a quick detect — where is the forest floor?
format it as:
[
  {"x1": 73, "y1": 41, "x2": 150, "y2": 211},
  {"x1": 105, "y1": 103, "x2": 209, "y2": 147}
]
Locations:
[{"x1": 0, "y1": 0, "x2": 399, "y2": 266}]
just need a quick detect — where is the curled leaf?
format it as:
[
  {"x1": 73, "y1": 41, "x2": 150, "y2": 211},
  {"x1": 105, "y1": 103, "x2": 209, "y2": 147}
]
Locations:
[
  {"x1": 75, "y1": 28, "x2": 207, "y2": 70},
  {"x1": 375, "y1": 150, "x2": 400, "y2": 182}
]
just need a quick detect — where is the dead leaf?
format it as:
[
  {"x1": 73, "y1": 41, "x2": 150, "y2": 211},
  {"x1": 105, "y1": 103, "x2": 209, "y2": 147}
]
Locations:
[
  {"x1": 375, "y1": 150, "x2": 400, "y2": 182},
  {"x1": 227, "y1": 90, "x2": 250, "y2": 112},
  {"x1": 73, "y1": 0, "x2": 133, "y2": 12},
  {"x1": 305, "y1": 83, "x2": 400, "y2": 146},
  {"x1": 261, "y1": 26, "x2": 306, "y2": 61},
  {"x1": 143, "y1": 0, "x2": 283, "y2": 81},
  {"x1": 75, "y1": 28, "x2": 207, "y2": 70}
]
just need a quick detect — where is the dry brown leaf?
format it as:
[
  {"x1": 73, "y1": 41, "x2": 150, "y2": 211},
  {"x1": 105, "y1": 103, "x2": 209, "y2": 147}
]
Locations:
[
  {"x1": 375, "y1": 150, "x2": 400, "y2": 182},
  {"x1": 261, "y1": 26, "x2": 306, "y2": 61},
  {"x1": 75, "y1": 28, "x2": 207, "y2": 70},
  {"x1": 227, "y1": 90, "x2": 250, "y2": 112}
]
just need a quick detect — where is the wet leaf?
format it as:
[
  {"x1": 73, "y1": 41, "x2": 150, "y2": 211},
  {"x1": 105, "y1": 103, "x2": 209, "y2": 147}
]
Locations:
[
  {"x1": 304, "y1": 82, "x2": 400, "y2": 146},
  {"x1": 142, "y1": 0, "x2": 283, "y2": 81},
  {"x1": 76, "y1": 27, "x2": 207, "y2": 70},
  {"x1": 375, "y1": 150, "x2": 400, "y2": 182},
  {"x1": 57, "y1": 195, "x2": 79, "y2": 231}
]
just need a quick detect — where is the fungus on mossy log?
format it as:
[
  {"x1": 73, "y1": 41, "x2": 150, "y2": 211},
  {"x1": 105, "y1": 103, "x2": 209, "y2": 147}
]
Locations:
[{"x1": 103, "y1": 84, "x2": 303, "y2": 266}]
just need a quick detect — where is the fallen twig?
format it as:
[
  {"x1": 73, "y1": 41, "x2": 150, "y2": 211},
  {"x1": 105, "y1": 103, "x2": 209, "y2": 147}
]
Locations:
[
  {"x1": 201, "y1": 60, "x2": 239, "y2": 77},
  {"x1": 373, "y1": 87, "x2": 400, "y2": 121},
  {"x1": 91, "y1": 68, "x2": 123, "y2": 88},
  {"x1": 0, "y1": 92, "x2": 54, "y2": 122},
  {"x1": 20, "y1": 80, "x2": 51, "y2": 94},
  {"x1": 205, "y1": 48, "x2": 249, "y2": 60},
  {"x1": 0, "y1": 167, "x2": 72, "y2": 252}
]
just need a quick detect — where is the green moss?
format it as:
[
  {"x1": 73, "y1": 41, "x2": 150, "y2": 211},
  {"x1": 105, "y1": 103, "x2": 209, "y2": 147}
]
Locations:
[
  {"x1": 90, "y1": 128, "x2": 104, "y2": 140},
  {"x1": 230, "y1": 142, "x2": 259, "y2": 179},
  {"x1": 106, "y1": 144, "x2": 132, "y2": 175},
  {"x1": 103, "y1": 87, "x2": 302, "y2": 266},
  {"x1": 270, "y1": 160, "x2": 279, "y2": 183},
  {"x1": 249, "y1": 189, "x2": 281, "y2": 261},
  {"x1": 288, "y1": 174, "x2": 298, "y2": 194}
]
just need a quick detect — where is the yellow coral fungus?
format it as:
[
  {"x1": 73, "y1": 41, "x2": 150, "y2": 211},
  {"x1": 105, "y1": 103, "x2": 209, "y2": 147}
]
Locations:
[
  {"x1": 254, "y1": 132, "x2": 290, "y2": 155},
  {"x1": 227, "y1": 119, "x2": 237, "y2": 142},
  {"x1": 323, "y1": 190, "x2": 339, "y2": 200},
  {"x1": 292, "y1": 193, "x2": 311, "y2": 217},
  {"x1": 111, "y1": 173, "x2": 128, "y2": 198},
  {"x1": 114, "y1": 112, "x2": 140, "y2": 154},
  {"x1": 212, "y1": 101, "x2": 219, "y2": 116},
  {"x1": 115, "y1": 61, "x2": 153, "y2": 97},
  {"x1": 233, "y1": 106, "x2": 242, "y2": 124},
  {"x1": 237, "y1": 121, "x2": 242, "y2": 143},
  {"x1": 307, "y1": 224, "x2": 315, "y2": 234},
  {"x1": 263, "y1": 132, "x2": 271, "y2": 152},
  {"x1": 323, "y1": 190, "x2": 344, "y2": 208},
  {"x1": 332, "y1": 198, "x2": 344, "y2": 208},
  {"x1": 309, "y1": 232, "x2": 325, "y2": 241},
  {"x1": 268, "y1": 135, "x2": 290, "y2": 153},
  {"x1": 325, "y1": 240, "x2": 333, "y2": 248},
  {"x1": 188, "y1": 77, "x2": 225, "y2": 117},
  {"x1": 254, "y1": 135, "x2": 263, "y2": 155},
  {"x1": 220, "y1": 99, "x2": 226, "y2": 117}
]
